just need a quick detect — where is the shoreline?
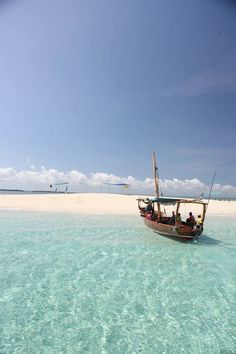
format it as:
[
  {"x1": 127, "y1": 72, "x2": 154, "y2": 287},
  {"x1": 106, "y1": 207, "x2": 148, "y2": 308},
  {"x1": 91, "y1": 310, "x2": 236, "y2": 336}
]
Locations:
[{"x1": 0, "y1": 193, "x2": 236, "y2": 216}]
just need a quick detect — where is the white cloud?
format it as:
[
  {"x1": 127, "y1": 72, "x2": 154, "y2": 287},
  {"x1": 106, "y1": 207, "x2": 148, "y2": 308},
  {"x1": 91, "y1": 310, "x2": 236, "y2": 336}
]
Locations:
[
  {"x1": 0, "y1": 167, "x2": 16, "y2": 180},
  {"x1": 160, "y1": 178, "x2": 209, "y2": 197},
  {"x1": 0, "y1": 167, "x2": 236, "y2": 197}
]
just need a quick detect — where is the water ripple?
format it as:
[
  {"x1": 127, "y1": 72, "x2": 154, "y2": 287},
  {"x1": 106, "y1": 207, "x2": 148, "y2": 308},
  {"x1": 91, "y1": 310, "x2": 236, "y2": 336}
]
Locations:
[{"x1": 0, "y1": 211, "x2": 235, "y2": 353}]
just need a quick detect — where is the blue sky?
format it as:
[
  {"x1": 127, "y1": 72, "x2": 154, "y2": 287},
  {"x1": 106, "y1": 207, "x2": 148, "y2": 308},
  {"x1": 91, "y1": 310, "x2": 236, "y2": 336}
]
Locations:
[{"x1": 0, "y1": 0, "x2": 236, "y2": 194}]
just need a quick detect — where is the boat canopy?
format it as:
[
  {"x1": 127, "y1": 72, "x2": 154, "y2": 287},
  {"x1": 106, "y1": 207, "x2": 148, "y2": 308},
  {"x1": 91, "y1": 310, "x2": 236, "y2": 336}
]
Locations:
[
  {"x1": 137, "y1": 197, "x2": 181, "y2": 205},
  {"x1": 138, "y1": 197, "x2": 207, "y2": 206},
  {"x1": 151, "y1": 197, "x2": 182, "y2": 204}
]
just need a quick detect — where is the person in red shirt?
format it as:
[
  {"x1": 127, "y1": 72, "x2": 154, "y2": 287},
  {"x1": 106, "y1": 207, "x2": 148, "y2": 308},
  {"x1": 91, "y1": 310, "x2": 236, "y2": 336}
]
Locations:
[{"x1": 186, "y1": 212, "x2": 196, "y2": 228}]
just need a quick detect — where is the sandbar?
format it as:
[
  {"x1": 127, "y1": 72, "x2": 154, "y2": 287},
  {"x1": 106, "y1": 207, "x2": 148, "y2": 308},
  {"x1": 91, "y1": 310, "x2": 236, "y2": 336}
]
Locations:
[{"x1": 0, "y1": 193, "x2": 235, "y2": 216}]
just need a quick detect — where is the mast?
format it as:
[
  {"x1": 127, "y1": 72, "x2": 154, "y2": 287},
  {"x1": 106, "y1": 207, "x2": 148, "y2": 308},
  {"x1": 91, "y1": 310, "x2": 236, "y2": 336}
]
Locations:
[{"x1": 152, "y1": 152, "x2": 161, "y2": 213}]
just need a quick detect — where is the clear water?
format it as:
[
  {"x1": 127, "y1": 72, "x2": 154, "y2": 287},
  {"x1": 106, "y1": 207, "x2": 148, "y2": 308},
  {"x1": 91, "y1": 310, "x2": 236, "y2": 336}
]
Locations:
[{"x1": 0, "y1": 211, "x2": 235, "y2": 354}]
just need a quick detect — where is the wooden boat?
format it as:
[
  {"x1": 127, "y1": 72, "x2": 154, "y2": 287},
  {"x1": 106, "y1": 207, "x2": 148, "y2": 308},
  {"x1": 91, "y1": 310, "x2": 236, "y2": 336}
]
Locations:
[{"x1": 137, "y1": 153, "x2": 208, "y2": 242}]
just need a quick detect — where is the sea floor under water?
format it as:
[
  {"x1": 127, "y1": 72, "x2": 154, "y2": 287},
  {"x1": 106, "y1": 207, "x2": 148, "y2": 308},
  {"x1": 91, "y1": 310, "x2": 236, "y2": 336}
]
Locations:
[{"x1": 0, "y1": 211, "x2": 235, "y2": 354}]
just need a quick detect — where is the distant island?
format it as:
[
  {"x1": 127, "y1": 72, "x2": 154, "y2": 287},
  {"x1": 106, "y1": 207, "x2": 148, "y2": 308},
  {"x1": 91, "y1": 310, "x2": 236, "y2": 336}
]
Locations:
[
  {"x1": 0, "y1": 189, "x2": 73, "y2": 194},
  {"x1": 0, "y1": 188, "x2": 25, "y2": 192}
]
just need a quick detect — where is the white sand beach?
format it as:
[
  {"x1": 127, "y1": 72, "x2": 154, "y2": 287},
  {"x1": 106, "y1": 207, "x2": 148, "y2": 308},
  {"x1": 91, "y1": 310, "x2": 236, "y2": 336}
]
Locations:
[{"x1": 0, "y1": 193, "x2": 235, "y2": 216}]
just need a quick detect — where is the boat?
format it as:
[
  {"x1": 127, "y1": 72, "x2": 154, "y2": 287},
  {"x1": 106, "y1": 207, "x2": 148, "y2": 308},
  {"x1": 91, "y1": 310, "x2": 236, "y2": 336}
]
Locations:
[{"x1": 137, "y1": 153, "x2": 209, "y2": 242}]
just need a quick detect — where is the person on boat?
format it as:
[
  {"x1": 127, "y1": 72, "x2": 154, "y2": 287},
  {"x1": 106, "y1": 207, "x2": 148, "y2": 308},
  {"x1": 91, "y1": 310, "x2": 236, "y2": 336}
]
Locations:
[
  {"x1": 157, "y1": 210, "x2": 162, "y2": 222},
  {"x1": 170, "y1": 211, "x2": 175, "y2": 225},
  {"x1": 197, "y1": 215, "x2": 203, "y2": 225},
  {"x1": 196, "y1": 215, "x2": 203, "y2": 230},
  {"x1": 186, "y1": 212, "x2": 196, "y2": 228},
  {"x1": 145, "y1": 199, "x2": 153, "y2": 213},
  {"x1": 175, "y1": 213, "x2": 181, "y2": 226}
]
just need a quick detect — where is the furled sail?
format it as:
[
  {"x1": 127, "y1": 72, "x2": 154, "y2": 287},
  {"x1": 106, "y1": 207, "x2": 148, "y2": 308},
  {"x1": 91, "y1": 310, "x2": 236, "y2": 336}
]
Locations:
[{"x1": 152, "y1": 152, "x2": 160, "y2": 198}]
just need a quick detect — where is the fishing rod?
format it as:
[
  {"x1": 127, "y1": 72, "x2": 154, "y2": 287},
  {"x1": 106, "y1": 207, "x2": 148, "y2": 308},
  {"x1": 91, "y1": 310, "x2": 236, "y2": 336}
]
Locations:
[
  {"x1": 195, "y1": 174, "x2": 216, "y2": 243},
  {"x1": 207, "y1": 171, "x2": 217, "y2": 210}
]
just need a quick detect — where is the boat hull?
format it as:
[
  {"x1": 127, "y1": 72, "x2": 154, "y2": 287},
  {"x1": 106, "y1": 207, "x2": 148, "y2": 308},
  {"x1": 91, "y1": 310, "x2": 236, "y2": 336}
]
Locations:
[{"x1": 143, "y1": 217, "x2": 203, "y2": 242}]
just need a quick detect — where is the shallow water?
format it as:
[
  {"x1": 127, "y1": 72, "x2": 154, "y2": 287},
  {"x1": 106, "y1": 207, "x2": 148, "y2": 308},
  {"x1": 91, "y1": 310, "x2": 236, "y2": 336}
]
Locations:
[{"x1": 0, "y1": 211, "x2": 235, "y2": 354}]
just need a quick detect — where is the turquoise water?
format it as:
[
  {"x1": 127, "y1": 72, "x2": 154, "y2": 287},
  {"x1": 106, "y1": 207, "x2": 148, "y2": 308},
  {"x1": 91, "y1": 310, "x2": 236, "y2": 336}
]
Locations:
[{"x1": 0, "y1": 211, "x2": 235, "y2": 354}]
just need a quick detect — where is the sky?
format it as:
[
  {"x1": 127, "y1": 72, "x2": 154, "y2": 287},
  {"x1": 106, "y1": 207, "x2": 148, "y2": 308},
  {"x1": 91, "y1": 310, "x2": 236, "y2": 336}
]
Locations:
[{"x1": 0, "y1": 0, "x2": 236, "y2": 195}]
